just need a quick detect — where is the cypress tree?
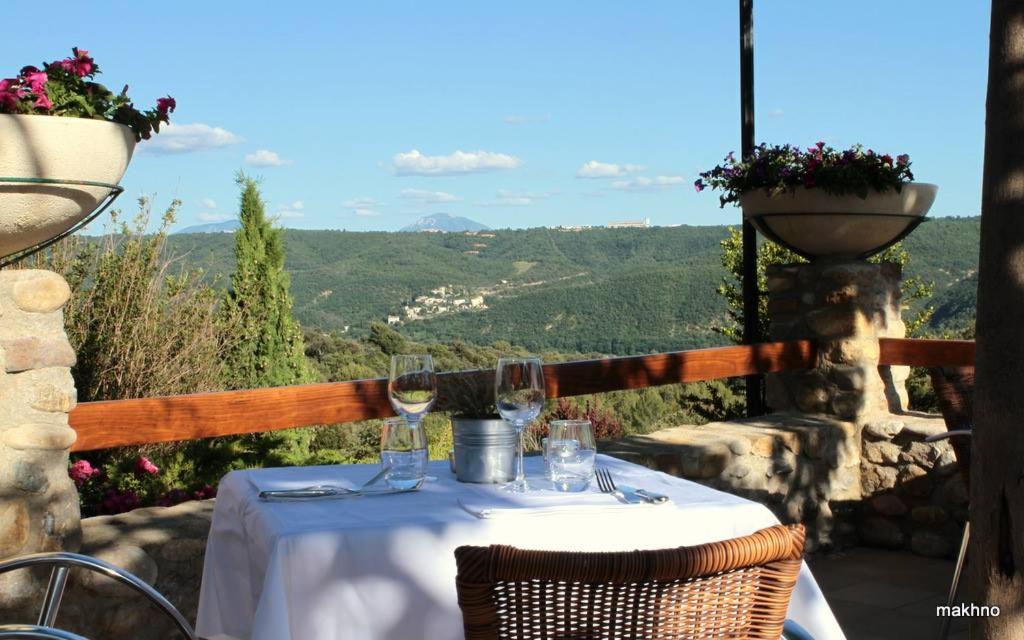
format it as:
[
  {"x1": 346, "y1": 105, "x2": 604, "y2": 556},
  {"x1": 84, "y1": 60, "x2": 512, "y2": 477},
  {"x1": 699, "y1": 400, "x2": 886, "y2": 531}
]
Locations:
[{"x1": 222, "y1": 173, "x2": 309, "y2": 389}]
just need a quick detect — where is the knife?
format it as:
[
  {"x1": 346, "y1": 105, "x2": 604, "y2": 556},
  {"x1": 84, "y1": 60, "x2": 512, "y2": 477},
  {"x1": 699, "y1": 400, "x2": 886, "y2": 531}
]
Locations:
[{"x1": 618, "y1": 485, "x2": 669, "y2": 504}]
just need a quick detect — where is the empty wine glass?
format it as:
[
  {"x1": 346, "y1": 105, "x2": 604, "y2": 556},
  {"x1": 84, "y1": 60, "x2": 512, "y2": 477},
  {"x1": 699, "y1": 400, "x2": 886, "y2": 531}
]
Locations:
[
  {"x1": 388, "y1": 354, "x2": 437, "y2": 430},
  {"x1": 495, "y1": 356, "x2": 545, "y2": 493}
]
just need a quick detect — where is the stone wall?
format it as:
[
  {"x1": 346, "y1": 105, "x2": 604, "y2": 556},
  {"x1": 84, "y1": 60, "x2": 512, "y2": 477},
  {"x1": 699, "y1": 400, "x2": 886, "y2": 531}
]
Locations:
[
  {"x1": 765, "y1": 260, "x2": 909, "y2": 419},
  {"x1": 0, "y1": 500, "x2": 213, "y2": 638},
  {"x1": 858, "y1": 414, "x2": 967, "y2": 557},
  {"x1": 0, "y1": 270, "x2": 81, "y2": 611}
]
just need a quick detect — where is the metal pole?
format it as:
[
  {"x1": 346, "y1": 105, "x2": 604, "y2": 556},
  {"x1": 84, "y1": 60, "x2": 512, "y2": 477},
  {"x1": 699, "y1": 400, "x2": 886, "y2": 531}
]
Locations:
[{"x1": 740, "y1": 0, "x2": 763, "y2": 416}]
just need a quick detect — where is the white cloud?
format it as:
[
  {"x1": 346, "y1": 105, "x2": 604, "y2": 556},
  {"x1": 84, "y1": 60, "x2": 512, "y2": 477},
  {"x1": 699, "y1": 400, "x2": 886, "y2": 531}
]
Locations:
[
  {"x1": 275, "y1": 200, "x2": 305, "y2": 219},
  {"x1": 354, "y1": 208, "x2": 379, "y2": 217},
  {"x1": 610, "y1": 175, "x2": 685, "y2": 191},
  {"x1": 478, "y1": 189, "x2": 555, "y2": 207},
  {"x1": 503, "y1": 115, "x2": 528, "y2": 125},
  {"x1": 198, "y1": 212, "x2": 233, "y2": 223},
  {"x1": 768, "y1": 108, "x2": 785, "y2": 118},
  {"x1": 140, "y1": 123, "x2": 244, "y2": 154},
  {"x1": 392, "y1": 149, "x2": 521, "y2": 176},
  {"x1": 576, "y1": 160, "x2": 645, "y2": 179},
  {"x1": 245, "y1": 149, "x2": 290, "y2": 167},
  {"x1": 343, "y1": 196, "x2": 383, "y2": 208},
  {"x1": 200, "y1": 198, "x2": 218, "y2": 210},
  {"x1": 399, "y1": 188, "x2": 462, "y2": 204}
]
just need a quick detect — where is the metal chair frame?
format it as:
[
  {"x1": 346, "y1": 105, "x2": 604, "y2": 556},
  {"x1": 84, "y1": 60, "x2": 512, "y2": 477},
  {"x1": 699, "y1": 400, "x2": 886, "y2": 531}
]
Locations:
[
  {"x1": 0, "y1": 552, "x2": 195, "y2": 640},
  {"x1": 0, "y1": 625, "x2": 89, "y2": 640}
]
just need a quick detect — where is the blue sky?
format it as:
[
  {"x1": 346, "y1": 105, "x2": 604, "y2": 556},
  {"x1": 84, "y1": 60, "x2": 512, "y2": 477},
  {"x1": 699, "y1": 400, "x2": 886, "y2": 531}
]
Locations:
[{"x1": 2, "y1": 2, "x2": 989, "y2": 231}]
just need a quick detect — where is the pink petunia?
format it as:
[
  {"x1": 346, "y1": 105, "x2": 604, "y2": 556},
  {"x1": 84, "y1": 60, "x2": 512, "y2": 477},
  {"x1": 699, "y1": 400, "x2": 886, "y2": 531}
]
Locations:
[
  {"x1": 69, "y1": 459, "x2": 100, "y2": 487},
  {"x1": 156, "y1": 96, "x2": 176, "y2": 115},
  {"x1": 135, "y1": 456, "x2": 160, "y2": 475},
  {"x1": 71, "y1": 48, "x2": 95, "y2": 77},
  {"x1": 33, "y1": 93, "x2": 52, "y2": 111},
  {"x1": 22, "y1": 70, "x2": 47, "y2": 93}
]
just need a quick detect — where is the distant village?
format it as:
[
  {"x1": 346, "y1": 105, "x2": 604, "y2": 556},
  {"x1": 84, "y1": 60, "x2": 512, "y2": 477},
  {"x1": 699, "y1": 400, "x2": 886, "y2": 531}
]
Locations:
[{"x1": 387, "y1": 285, "x2": 488, "y2": 326}]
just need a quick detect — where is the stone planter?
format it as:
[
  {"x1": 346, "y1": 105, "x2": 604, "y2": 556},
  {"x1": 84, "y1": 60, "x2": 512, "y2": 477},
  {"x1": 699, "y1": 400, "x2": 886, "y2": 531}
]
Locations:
[
  {"x1": 0, "y1": 114, "x2": 136, "y2": 259},
  {"x1": 741, "y1": 183, "x2": 938, "y2": 259}
]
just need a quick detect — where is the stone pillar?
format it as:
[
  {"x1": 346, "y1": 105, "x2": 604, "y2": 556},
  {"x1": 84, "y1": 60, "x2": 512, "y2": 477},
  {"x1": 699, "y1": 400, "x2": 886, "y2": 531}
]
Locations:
[
  {"x1": 765, "y1": 260, "x2": 909, "y2": 422},
  {"x1": 0, "y1": 270, "x2": 79, "y2": 608}
]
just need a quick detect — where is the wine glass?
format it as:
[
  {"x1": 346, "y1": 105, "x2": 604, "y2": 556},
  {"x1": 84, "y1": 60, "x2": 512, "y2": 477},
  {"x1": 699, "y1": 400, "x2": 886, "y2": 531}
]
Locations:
[
  {"x1": 495, "y1": 356, "x2": 545, "y2": 493},
  {"x1": 388, "y1": 354, "x2": 437, "y2": 430}
]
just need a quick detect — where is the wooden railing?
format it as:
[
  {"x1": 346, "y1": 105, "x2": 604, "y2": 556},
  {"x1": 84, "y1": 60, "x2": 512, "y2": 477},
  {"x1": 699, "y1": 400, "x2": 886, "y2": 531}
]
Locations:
[{"x1": 66, "y1": 337, "x2": 975, "y2": 452}]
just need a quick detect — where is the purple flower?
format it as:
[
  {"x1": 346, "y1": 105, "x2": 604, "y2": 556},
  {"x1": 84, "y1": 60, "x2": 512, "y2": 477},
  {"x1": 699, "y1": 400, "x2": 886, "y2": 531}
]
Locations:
[
  {"x1": 157, "y1": 488, "x2": 191, "y2": 507},
  {"x1": 693, "y1": 179, "x2": 704, "y2": 193},
  {"x1": 101, "y1": 489, "x2": 141, "y2": 515},
  {"x1": 156, "y1": 96, "x2": 176, "y2": 115},
  {"x1": 896, "y1": 154, "x2": 910, "y2": 166}
]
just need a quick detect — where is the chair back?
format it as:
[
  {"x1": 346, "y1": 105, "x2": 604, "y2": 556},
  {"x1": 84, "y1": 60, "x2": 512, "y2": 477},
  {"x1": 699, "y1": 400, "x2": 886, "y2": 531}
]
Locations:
[
  {"x1": 927, "y1": 366, "x2": 974, "y2": 488},
  {"x1": 0, "y1": 552, "x2": 195, "y2": 640},
  {"x1": 454, "y1": 523, "x2": 806, "y2": 640}
]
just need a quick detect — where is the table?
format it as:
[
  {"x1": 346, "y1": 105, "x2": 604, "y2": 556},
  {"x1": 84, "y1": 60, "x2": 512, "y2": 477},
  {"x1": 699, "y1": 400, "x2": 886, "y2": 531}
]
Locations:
[{"x1": 197, "y1": 455, "x2": 845, "y2": 640}]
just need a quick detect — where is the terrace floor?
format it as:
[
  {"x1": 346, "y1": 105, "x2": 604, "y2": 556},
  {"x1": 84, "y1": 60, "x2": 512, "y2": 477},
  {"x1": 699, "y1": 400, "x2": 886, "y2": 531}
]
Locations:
[{"x1": 810, "y1": 547, "x2": 968, "y2": 639}]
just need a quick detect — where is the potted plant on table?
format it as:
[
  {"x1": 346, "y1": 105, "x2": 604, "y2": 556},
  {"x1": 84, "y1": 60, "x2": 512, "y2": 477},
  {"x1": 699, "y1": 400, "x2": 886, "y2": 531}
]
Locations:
[
  {"x1": 0, "y1": 47, "x2": 175, "y2": 260},
  {"x1": 438, "y1": 370, "x2": 517, "y2": 484},
  {"x1": 695, "y1": 142, "x2": 937, "y2": 260}
]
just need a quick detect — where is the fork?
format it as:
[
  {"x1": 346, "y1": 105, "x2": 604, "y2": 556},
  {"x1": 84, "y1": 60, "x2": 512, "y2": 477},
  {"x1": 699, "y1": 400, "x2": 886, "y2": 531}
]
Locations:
[{"x1": 595, "y1": 468, "x2": 637, "y2": 504}]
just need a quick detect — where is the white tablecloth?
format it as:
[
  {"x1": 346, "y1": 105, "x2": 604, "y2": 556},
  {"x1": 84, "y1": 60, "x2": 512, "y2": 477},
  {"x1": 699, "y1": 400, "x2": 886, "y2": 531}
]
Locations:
[{"x1": 197, "y1": 455, "x2": 845, "y2": 640}]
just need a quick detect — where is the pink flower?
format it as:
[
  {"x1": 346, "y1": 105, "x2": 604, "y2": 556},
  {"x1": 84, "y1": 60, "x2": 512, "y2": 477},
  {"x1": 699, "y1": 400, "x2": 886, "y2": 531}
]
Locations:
[
  {"x1": 71, "y1": 48, "x2": 95, "y2": 77},
  {"x1": 156, "y1": 96, "x2": 176, "y2": 115},
  {"x1": 33, "y1": 93, "x2": 52, "y2": 111},
  {"x1": 0, "y1": 78, "x2": 26, "y2": 112},
  {"x1": 896, "y1": 154, "x2": 910, "y2": 166},
  {"x1": 193, "y1": 484, "x2": 217, "y2": 500},
  {"x1": 69, "y1": 459, "x2": 100, "y2": 487},
  {"x1": 22, "y1": 70, "x2": 47, "y2": 94},
  {"x1": 135, "y1": 456, "x2": 159, "y2": 475}
]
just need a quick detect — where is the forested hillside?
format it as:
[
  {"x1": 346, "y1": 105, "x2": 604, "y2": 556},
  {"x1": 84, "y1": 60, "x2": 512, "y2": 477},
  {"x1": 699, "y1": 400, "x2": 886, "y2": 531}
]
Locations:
[{"x1": 167, "y1": 216, "x2": 980, "y2": 353}]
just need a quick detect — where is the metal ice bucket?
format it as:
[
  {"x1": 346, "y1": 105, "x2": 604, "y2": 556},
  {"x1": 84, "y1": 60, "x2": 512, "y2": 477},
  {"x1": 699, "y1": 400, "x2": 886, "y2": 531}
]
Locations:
[{"x1": 449, "y1": 418, "x2": 517, "y2": 483}]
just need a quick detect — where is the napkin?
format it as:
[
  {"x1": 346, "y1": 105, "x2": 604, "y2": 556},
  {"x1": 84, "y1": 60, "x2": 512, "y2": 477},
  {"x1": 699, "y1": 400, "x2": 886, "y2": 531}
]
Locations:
[{"x1": 458, "y1": 491, "x2": 660, "y2": 519}]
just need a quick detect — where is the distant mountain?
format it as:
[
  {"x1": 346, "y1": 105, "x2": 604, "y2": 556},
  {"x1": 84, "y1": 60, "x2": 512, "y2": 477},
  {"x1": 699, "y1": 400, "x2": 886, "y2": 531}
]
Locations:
[
  {"x1": 400, "y1": 213, "x2": 489, "y2": 233},
  {"x1": 175, "y1": 220, "x2": 241, "y2": 235}
]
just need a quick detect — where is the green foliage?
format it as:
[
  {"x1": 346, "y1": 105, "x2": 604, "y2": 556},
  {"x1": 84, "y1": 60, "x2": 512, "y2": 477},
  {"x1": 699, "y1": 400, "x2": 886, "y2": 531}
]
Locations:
[
  {"x1": 696, "y1": 143, "x2": 915, "y2": 207},
  {"x1": 221, "y1": 174, "x2": 310, "y2": 389},
  {"x1": 0, "y1": 47, "x2": 174, "y2": 141},
  {"x1": 714, "y1": 227, "x2": 803, "y2": 343}
]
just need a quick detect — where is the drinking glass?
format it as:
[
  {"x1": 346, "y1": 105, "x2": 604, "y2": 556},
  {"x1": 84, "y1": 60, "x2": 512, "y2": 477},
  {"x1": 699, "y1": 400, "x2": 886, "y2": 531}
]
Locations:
[
  {"x1": 546, "y1": 420, "x2": 596, "y2": 492},
  {"x1": 388, "y1": 354, "x2": 437, "y2": 430},
  {"x1": 380, "y1": 417, "x2": 427, "y2": 489},
  {"x1": 495, "y1": 356, "x2": 545, "y2": 493}
]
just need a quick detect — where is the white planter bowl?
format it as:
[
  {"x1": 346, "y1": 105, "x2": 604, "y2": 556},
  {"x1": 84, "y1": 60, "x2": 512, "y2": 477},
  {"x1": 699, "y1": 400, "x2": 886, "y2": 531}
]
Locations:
[
  {"x1": 740, "y1": 183, "x2": 938, "y2": 259},
  {"x1": 0, "y1": 114, "x2": 136, "y2": 259}
]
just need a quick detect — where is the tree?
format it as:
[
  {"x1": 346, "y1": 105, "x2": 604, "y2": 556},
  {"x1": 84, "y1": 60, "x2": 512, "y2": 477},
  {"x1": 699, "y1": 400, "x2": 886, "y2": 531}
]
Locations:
[
  {"x1": 969, "y1": 3, "x2": 1024, "y2": 636},
  {"x1": 221, "y1": 174, "x2": 309, "y2": 389}
]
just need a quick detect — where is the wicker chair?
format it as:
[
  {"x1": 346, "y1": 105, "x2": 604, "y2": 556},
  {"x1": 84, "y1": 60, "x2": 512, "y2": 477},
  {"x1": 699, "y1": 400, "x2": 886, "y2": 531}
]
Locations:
[
  {"x1": 925, "y1": 366, "x2": 974, "y2": 640},
  {"x1": 454, "y1": 523, "x2": 808, "y2": 640}
]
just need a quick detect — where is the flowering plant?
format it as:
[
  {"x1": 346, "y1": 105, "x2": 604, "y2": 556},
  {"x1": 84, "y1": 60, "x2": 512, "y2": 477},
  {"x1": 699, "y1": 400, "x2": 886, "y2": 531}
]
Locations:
[
  {"x1": 0, "y1": 47, "x2": 175, "y2": 142},
  {"x1": 695, "y1": 142, "x2": 914, "y2": 208}
]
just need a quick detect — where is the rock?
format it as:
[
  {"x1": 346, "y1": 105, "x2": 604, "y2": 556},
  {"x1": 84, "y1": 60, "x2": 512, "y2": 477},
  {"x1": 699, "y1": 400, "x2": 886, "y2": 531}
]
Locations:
[
  {"x1": 78, "y1": 545, "x2": 158, "y2": 594},
  {"x1": 28, "y1": 368, "x2": 77, "y2": 413},
  {"x1": 830, "y1": 365, "x2": 867, "y2": 392},
  {"x1": 823, "y1": 338, "x2": 880, "y2": 365},
  {"x1": 806, "y1": 306, "x2": 869, "y2": 338},
  {"x1": 795, "y1": 381, "x2": 829, "y2": 414},
  {"x1": 933, "y1": 448, "x2": 960, "y2": 476},
  {"x1": 870, "y1": 494, "x2": 908, "y2": 517},
  {"x1": 911, "y1": 531, "x2": 953, "y2": 558},
  {"x1": 864, "y1": 419, "x2": 905, "y2": 440},
  {"x1": 3, "y1": 423, "x2": 76, "y2": 451},
  {"x1": 728, "y1": 437, "x2": 751, "y2": 456},
  {"x1": 862, "y1": 465, "x2": 898, "y2": 493},
  {"x1": 899, "y1": 441, "x2": 941, "y2": 468},
  {"x1": 898, "y1": 464, "x2": 928, "y2": 483},
  {"x1": 911, "y1": 506, "x2": 949, "y2": 526},
  {"x1": 831, "y1": 390, "x2": 863, "y2": 419},
  {"x1": 864, "y1": 441, "x2": 901, "y2": 465},
  {"x1": 0, "y1": 335, "x2": 76, "y2": 373},
  {"x1": 859, "y1": 517, "x2": 904, "y2": 548},
  {"x1": 11, "y1": 459, "x2": 49, "y2": 493},
  {"x1": 899, "y1": 417, "x2": 948, "y2": 441},
  {"x1": 11, "y1": 272, "x2": 71, "y2": 313},
  {"x1": 942, "y1": 476, "x2": 969, "y2": 506},
  {"x1": 0, "y1": 501, "x2": 29, "y2": 557},
  {"x1": 727, "y1": 462, "x2": 751, "y2": 479}
]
